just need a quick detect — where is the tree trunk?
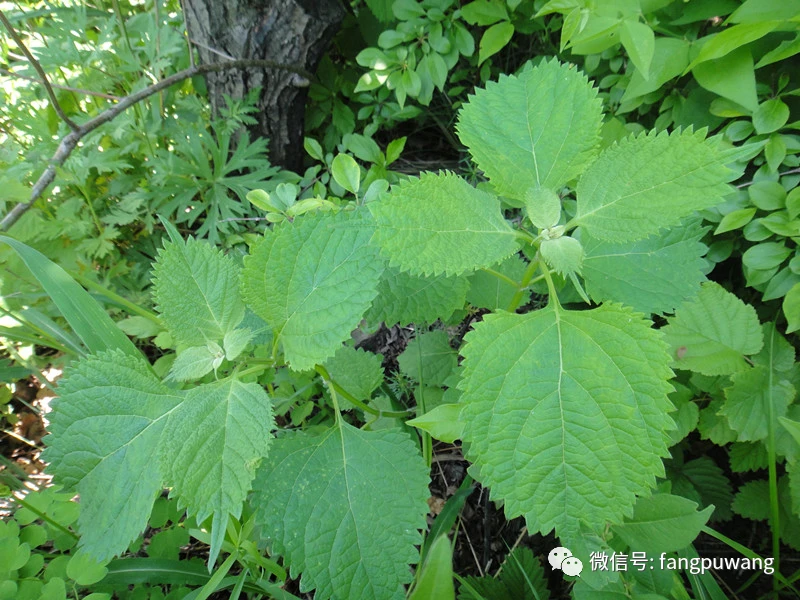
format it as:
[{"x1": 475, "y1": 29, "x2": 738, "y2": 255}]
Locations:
[{"x1": 182, "y1": 0, "x2": 346, "y2": 171}]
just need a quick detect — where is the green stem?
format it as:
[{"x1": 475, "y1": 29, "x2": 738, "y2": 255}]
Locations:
[
  {"x1": 416, "y1": 333, "x2": 432, "y2": 468},
  {"x1": 480, "y1": 267, "x2": 519, "y2": 289},
  {"x1": 765, "y1": 328, "x2": 782, "y2": 593},
  {"x1": 539, "y1": 257, "x2": 561, "y2": 309},
  {"x1": 315, "y1": 364, "x2": 410, "y2": 418},
  {"x1": 70, "y1": 271, "x2": 161, "y2": 324},
  {"x1": 12, "y1": 493, "x2": 79, "y2": 540},
  {"x1": 506, "y1": 256, "x2": 540, "y2": 313}
]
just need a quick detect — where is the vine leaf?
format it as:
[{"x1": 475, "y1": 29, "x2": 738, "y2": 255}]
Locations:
[
  {"x1": 456, "y1": 58, "x2": 602, "y2": 200},
  {"x1": 661, "y1": 282, "x2": 763, "y2": 375},
  {"x1": 369, "y1": 172, "x2": 519, "y2": 277},
  {"x1": 241, "y1": 211, "x2": 384, "y2": 371},
  {"x1": 459, "y1": 304, "x2": 675, "y2": 540},
  {"x1": 162, "y1": 379, "x2": 273, "y2": 566},
  {"x1": 365, "y1": 265, "x2": 469, "y2": 327},
  {"x1": 42, "y1": 351, "x2": 182, "y2": 561},
  {"x1": 580, "y1": 219, "x2": 709, "y2": 315},
  {"x1": 251, "y1": 423, "x2": 430, "y2": 600},
  {"x1": 152, "y1": 236, "x2": 245, "y2": 348},
  {"x1": 574, "y1": 129, "x2": 735, "y2": 242}
]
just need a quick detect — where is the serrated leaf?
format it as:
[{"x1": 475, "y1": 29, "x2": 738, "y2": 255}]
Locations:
[
  {"x1": 251, "y1": 423, "x2": 429, "y2": 600},
  {"x1": 241, "y1": 211, "x2": 384, "y2": 371},
  {"x1": 369, "y1": 172, "x2": 518, "y2": 276},
  {"x1": 721, "y1": 367, "x2": 795, "y2": 443},
  {"x1": 729, "y1": 442, "x2": 769, "y2": 472},
  {"x1": 466, "y1": 254, "x2": 529, "y2": 311},
  {"x1": 167, "y1": 345, "x2": 218, "y2": 382},
  {"x1": 540, "y1": 235, "x2": 584, "y2": 276},
  {"x1": 613, "y1": 494, "x2": 713, "y2": 554},
  {"x1": 457, "y1": 59, "x2": 602, "y2": 200},
  {"x1": 459, "y1": 547, "x2": 550, "y2": 600},
  {"x1": 43, "y1": 351, "x2": 182, "y2": 561},
  {"x1": 667, "y1": 383, "x2": 700, "y2": 445},
  {"x1": 365, "y1": 266, "x2": 469, "y2": 327},
  {"x1": 661, "y1": 282, "x2": 763, "y2": 375},
  {"x1": 153, "y1": 237, "x2": 245, "y2": 347},
  {"x1": 399, "y1": 331, "x2": 457, "y2": 387},
  {"x1": 697, "y1": 400, "x2": 738, "y2": 445},
  {"x1": 732, "y1": 480, "x2": 770, "y2": 520},
  {"x1": 459, "y1": 303, "x2": 674, "y2": 540},
  {"x1": 581, "y1": 220, "x2": 709, "y2": 315},
  {"x1": 323, "y1": 345, "x2": 384, "y2": 401},
  {"x1": 574, "y1": 130, "x2": 734, "y2": 242},
  {"x1": 162, "y1": 379, "x2": 273, "y2": 566}
]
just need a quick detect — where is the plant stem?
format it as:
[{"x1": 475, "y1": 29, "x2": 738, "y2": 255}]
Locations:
[
  {"x1": 506, "y1": 256, "x2": 540, "y2": 312},
  {"x1": 480, "y1": 267, "x2": 519, "y2": 289},
  {"x1": 70, "y1": 271, "x2": 161, "y2": 324},
  {"x1": 12, "y1": 493, "x2": 79, "y2": 540},
  {"x1": 315, "y1": 364, "x2": 410, "y2": 418}
]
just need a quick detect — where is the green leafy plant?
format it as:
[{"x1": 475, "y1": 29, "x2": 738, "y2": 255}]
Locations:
[{"x1": 21, "y1": 58, "x2": 800, "y2": 599}]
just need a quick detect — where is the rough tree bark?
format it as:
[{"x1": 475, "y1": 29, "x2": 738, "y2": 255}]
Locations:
[{"x1": 182, "y1": 0, "x2": 346, "y2": 171}]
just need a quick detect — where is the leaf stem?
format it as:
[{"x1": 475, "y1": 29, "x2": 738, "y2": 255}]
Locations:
[
  {"x1": 764, "y1": 326, "x2": 782, "y2": 593},
  {"x1": 506, "y1": 256, "x2": 540, "y2": 312},
  {"x1": 480, "y1": 267, "x2": 519, "y2": 289},
  {"x1": 69, "y1": 271, "x2": 161, "y2": 324},
  {"x1": 315, "y1": 364, "x2": 410, "y2": 418},
  {"x1": 12, "y1": 492, "x2": 79, "y2": 540}
]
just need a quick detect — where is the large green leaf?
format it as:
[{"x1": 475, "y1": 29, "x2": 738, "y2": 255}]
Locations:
[
  {"x1": 456, "y1": 59, "x2": 602, "y2": 201},
  {"x1": 574, "y1": 129, "x2": 734, "y2": 242},
  {"x1": 580, "y1": 219, "x2": 709, "y2": 315},
  {"x1": 152, "y1": 236, "x2": 245, "y2": 348},
  {"x1": 251, "y1": 423, "x2": 430, "y2": 600},
  {"x1": 661, "y1": 282, "x2": 763, "y2": 375},
  {"x1": 459, "y1": 304, "x2": 674, "y2": 540},
  {"x1": 241, "y1": 211, "x2": 384, "y2": 371},
  {"x1": 0, "y1": 236, "x2": 139, "y2": 357},
  {"x1": 42, "y1": 351, "x2": 182, "y2": 560},
  {"x1": 369, "y1": 172, "x2": 518, "y2": 276},
  {"x1": 162, "y1": 379, "x2": 273, "y2": 565},
  {"x1": 365, "y1": 266, "x2": 469, "y2": 326}
]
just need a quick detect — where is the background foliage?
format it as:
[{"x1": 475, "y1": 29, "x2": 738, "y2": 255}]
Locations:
[{"x1": 2, "y1": 0, "x2": 800, "y2": 599}]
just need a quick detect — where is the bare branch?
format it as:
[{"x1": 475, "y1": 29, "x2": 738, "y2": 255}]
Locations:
[
  {"x1": 0, "y1": 8, "x2": 79, "y2": 131},
  {"x1": 0, "y1": 58, "x2": 314, "y2": 231}
]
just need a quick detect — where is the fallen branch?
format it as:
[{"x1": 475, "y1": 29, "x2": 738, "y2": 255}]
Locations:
[{"x1": 0, "y1": 58, "x2": 313, "y2": 231}]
